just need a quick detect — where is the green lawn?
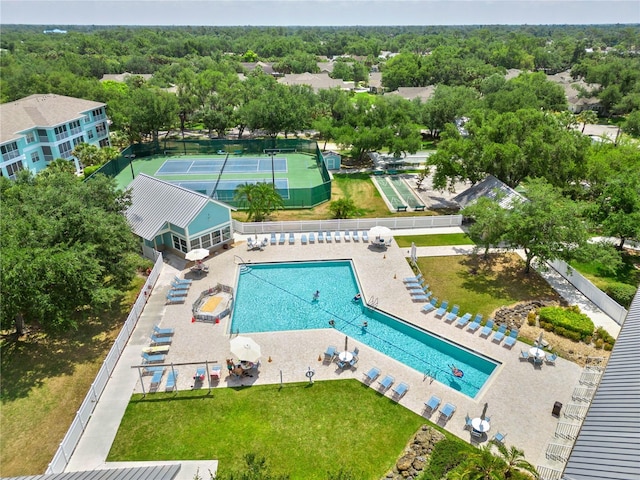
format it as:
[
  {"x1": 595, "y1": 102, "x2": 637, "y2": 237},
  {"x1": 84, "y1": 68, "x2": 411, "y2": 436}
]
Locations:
[
  {"x1": 108, "y1": 380, "x2": 427, "y2": 479},
  {"x1": 416, "y1": 254, "x2": 561, "y2": 319},
  {"x1": 395, "y1": 233, "x2": 474, "y2": 248}
]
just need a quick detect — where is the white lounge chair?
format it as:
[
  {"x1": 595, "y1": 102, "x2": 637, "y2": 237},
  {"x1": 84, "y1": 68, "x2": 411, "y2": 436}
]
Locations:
[
  {"x1": 344, "y1": 231, "x2": 351, "y2": 242},
  {"x1": 352, "y1": 231, "x2": 359, "y2": 242}
]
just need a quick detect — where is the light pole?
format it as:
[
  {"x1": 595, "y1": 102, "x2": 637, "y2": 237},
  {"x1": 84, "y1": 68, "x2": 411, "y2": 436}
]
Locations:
[
  {"x1": 125, "y1": 154, "x2": 136, "y2": 180},
  {"x1": 270, "y1": 151, "x2": 275, "y2": 186}
]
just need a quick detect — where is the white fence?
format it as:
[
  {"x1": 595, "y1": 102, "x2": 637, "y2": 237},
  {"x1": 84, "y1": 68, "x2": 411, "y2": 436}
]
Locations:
[
  {"x1": 547, "y1": 258, "x2": 628, "y2": 325},
  {"x1": 46, "y1": 253, "x2": 164, "y2": 474},
  {"x1": 232, "y1": 215, "x2": 462, "y2": 235}
]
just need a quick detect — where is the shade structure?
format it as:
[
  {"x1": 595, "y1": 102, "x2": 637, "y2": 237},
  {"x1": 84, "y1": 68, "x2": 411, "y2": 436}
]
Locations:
[
  {"x1": 368, "y1": 226, "x2": 392, "y2": 239},
  {"x1": 185, "y1": 248, "x2": 210, "y2": 261},
  {"x1": 536, "y1": 331, "x2": 544, "y2": 347},
  {"x1": 230, "y1": 336, "x2": 262, "y2": 362},
  {"x1": 481, "y1": 402, "x2": 488, "y2": 420}
]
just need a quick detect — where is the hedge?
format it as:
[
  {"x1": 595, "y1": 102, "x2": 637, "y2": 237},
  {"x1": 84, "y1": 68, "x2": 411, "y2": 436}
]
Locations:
[
  {"x1": 606, "y1": 282, "x2": 638, "y2": 308},
  {"x1": 538, "y1": 306, "x2": 595, "y2": 340}
]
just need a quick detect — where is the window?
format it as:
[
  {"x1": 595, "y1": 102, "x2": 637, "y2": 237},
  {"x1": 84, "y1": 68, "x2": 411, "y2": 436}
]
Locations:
[
  {"x1": 190, "y1": 238, "x2": 200, "y2": 249},
  {"x1": 1, "y1": 142, "x2": 20, "y2": 161},
  {"x1": 201, "y1": 234, "x2": 212, "y2": 248},
  {"x1": 37, "y1": 129, "x2": 49, "y2": 143},
  {"x1": 172, "y1": 235, "x2": 187, "y2": 253},
  {"x1": 99, "y1": 138, "x2": 110, "y2": 148},
  {"x1": 95, "y1": 122, "x2": 107, "y2": 137},
  {"x1": 92, "y1": 108, "x2": 105, "y2": 120},
  {"x1": 73, "y1": 136, "x2": 85, "y2": 146},
  {"x1": 212, "y1": 230, "x2": 221, "y2": 245},
  {"x1": 30, "y1": 151, "x2": 40, "y2": 163},
  {"x1": 42, "y1": 146, "x2": 53, "y2": 161},
  {"x1": 87, "y1": 129, "x2": 95, "y2": 140},
  {"x1": 58, "y1": 141, "x2": 72, "y2": 158},
  {"x1": 5, "y1": 160, "x2": 24, "y2": 179},
  {"x1": 222, "y1": 226, "x2": 231, "y2": 241},
  {"x1": 25, "y1": 132, "x2": 36, "y2": 144},
  {"x1": 69, "y1": 120, "x2": 82, "y2": 135},
  {"x1": 54, "y1": 124, "x2": 68, "y2": 141}
]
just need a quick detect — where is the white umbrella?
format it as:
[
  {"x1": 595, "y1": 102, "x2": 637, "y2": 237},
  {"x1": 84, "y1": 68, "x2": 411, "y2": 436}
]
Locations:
[
  {"x1": 230, "y1": 336, "x2": 262, "y2": 362},
  {"x1": 369, "y1": 226, "x2": 392, "y2": 239},
  {"x1": 185, "y1": 248, "x2": 210, "y2": 261}
]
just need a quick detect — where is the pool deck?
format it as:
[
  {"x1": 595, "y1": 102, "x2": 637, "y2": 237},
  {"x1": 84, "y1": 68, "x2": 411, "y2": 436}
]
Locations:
[{"x1": 66, "y1": 229, "x2": 611, "y2": 477}]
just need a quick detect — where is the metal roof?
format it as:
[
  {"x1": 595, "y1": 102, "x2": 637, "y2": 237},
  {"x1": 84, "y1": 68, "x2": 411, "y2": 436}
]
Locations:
[
  {"x1": 562, "y1": 290, "x2": 640, "y2": 480},
  {"x1": 4, "y1": 465, "x2": 181, "y2": 480},
  {"x1": 452, "y1": 175, "x2": 524, "y2": 209},
  {"x1": 0, "y1": 94, "x2": 106, "y2": 144},
  {"x1": 125, "y1": 174, "x2": 213, "y2": 241}
]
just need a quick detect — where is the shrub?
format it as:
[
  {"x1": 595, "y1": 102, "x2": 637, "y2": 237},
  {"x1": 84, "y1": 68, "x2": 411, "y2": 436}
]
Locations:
[
  {"x1": 595, "y1": 338, "x2": 604, "y2": 349},
  {"x1": 83, "y1": 165, "x2": 100, "y2": 178},
  {"x1": 604, "y1": 343, "x2": 614, "y2": 351},
  {"x1": 606, "y1": 282, "x2": 637, "y2": 308},
  {"x1": 541, "y1": 321, "x2": 554, "y2": 332},
  {"x1": 538, "y1": 306, "x2": 594, "y2": 340},
  {"x1": 594, "y1": 327, "x2": 616, "y2": 347},
  {"x1": 527, "y1": 311, "x2": 537, "y2": 326},
  {"x1": 421, "y1": 439, "x2": 473, "y2": 480}
]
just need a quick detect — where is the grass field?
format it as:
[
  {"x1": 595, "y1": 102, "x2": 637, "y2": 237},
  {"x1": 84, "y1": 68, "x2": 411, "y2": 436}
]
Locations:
[
  {"x1": 395, "y1": 233, "x2": 474, "y2": 248},
  {"x1": 108, "y1": 380, "x2": 427, "y2": 479},
  {"x1": 415, "y1": 253, "x2": 561, "y2": 319}
]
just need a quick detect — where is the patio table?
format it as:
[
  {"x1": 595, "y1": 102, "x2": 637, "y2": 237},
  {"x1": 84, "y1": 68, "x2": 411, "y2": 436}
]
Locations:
[
  {"x1": 529, "y1": 347, "x2": 546, "y2": 360},
  {"x1": 471, "y1": 418, "x2": 491, "y2": 433},
  {"x1": 338, "y1": 351, "x2": 353, "y2": 363}
]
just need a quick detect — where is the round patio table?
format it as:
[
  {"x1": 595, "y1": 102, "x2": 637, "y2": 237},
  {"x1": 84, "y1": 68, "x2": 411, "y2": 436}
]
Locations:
[
  {"x1": 529, "y1": 347, "x2": 546, "y2": 360},
  {"x1": 471, "y1": 418, "x2": 491, "y2": 433},
  {"x1": 338, "y1": 351, "x2": 353, "y2": 363}
]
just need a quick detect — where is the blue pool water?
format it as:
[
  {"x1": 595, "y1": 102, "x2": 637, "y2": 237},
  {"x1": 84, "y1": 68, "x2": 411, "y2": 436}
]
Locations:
[{"x1": 231, "y1": 260, "x2": 498, "y2": 398}]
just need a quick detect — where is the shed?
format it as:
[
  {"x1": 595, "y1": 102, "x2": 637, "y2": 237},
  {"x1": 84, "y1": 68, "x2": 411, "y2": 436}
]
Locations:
[{"x1": 322, "y1": 151, "x2": 342, "y2": 171}]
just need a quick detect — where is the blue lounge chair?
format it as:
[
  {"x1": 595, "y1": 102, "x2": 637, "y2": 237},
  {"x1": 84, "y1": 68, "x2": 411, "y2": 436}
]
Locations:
[
  {"x1": 153, "y1": 325, "x2": 174, "y2": 336},
  {"x1": 456, "y1": 313, "x2": 472, "y2": 328},
  {"x1": 317, "y1": 231, "x2": 324, "y2": 242},
  {"x1": 166, "y1": 293, "x2": 185, "y2": 304},
  {"x1": 424, "y1": 395, "x2": 441, "y2": 414},
  {"x1": 412, "y1": 292, "x2": 431, "y2": 303},
  {"x1": 168, "y1": 288, "x2": 188, "y2": 297},
  {"x1": 309, "y1": 232, "x2": 315, "y2": 243},
  {"x1": 278, "y1": 233, "x2": 285, "y2": 245},
  {"x1": 301, "y1": 234, "x2": 307, "y2": 245},
  {"x1": 149, "y1": 369, "x2": 164, "y2": 391},
  {"x1": 435, "y1": 300, "x2": 449, "y2": 318},
  {"x1": 288, "y1": 232, "x2": 295, "y2": 244},
  {"x1": 170, "y1": 281, "x2": 190, "y2": 291},
  {"x1": 323, "y1": 345, "x2": 337, "y2": 362},
  {"x1": 141, "y1": 352, "x2": 165, "y2": 364},
  {"x1": 492, "y1": 324, "x2": 507, "y2": 343},
  {"x1": 150, "y1": 335, "x2": 172, "y2": 346},
  {"x1": 325, "y1": 231, "x2": 332, "y2": 243},
  {"x1": 362, "y1": 231, "x2": 369, "y2": 242},
  {"x1": 504, "y1": 329, "x2": 519, "y2": 348},
  {"x1": 334, "y1": 231, "x2": 341, "y2": 242},
  {"x1": 193, "y1": 367, "x2": 206, "y2": 382},
  {"x1": 480, "y1": 319, "x2": 495, "y2": 337},
  {"x1": 421, "y1": 297, "x2": 438, "y2": 313},
  {"x1": 344, "y1": 231, "x2": 351, "y2": 242},
  {"x1": 210, "y1": 365, "x2": 222, "y2": 381},
  {"x1": 392, "y1": 382, "x2": 409, "y2": 399},
  {"x1": 440, "y1": 402, "x2": 457, "y2": 421},
  {"x1": 520, "y1": 350, "x2": 530, "y2": 361},
  {"x1": 445, "y1": 305, "x2": 460, "y2": 322},
  {"x1": 270, "y1": 232, "x2": 277, "y2": 245},
  {"x1": 173, "y1": 275, "x2": 192, "y2": 285},
  {"x1": 363, "y1": 367, "x2": 381, "y2": 384},
  {"x1": 352, "y1": 231, "x2": 359, "y2": 242},
  {"x1": 165, "y1": 370, "x2": 178, "y2": 392},
  {"x1": 142, "y1": 366, "x2": 165, "y2": 376},
  {"x1": 378, "y1": 374, "x2": 394, "y2": 391},
  {"x1": 404, "y1": 273, "x2": 423, "y2": 283},
  {"x1": 467, "y1": 318, "x2": 481, "y2": 332}
]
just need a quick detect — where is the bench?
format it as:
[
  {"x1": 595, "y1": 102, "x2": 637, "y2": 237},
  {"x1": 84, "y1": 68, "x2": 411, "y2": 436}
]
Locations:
[
  {"x1": 387, "y1": 169, "x2": 398, "y2": 175},
  {"x1": 396, "y1": 205, "x2": 408, "y2": 212},
  {"x1": 414, "y1": 205, "x2": 426, "y2": 211}
]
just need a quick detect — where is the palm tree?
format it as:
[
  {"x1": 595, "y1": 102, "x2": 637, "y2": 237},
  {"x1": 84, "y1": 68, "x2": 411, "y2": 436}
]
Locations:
[
  {"x1": 577, "y1": 109, "x2": 598, "y2": 133},
  {"x1": 493, "y1": 443, "x2": 539, "y2": 479},
  {"x1": 234, "y1": 182, "x2": 284, "y2": 222},
  {"x1": 453, "y1": 445, "x2": 504, "y2": 480}
]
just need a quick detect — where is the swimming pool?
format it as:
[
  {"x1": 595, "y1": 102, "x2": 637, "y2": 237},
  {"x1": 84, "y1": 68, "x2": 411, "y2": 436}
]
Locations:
[{"x1": 231, "y1": 260, "x2": 498, "y2": 398}]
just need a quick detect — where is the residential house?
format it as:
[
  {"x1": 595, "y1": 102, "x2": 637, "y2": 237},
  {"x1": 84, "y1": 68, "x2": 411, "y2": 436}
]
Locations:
[
  {"x1": 547, "y1": 70, "x2": 603, "y2": 114},
  {"x1": 100, "y1": 72, "x2": 153, "y2": 83},
  {"x1": 277, "y1": 72, "x2": 352, "y2": 93},
  {"x1": 0, "y1": 94, "x2": 111, "y2": 178},
  {"x1": 125, "y1": 174, "x2": 234, "y2": 260},
  {"x1": 385, "y1": 86, "x2": 436, "y2": 102},
  {"x1": 240, "y1": 62, "x2": 279, "y2": 76},
  {"x1": 368, "y1": 72, "x2": 383, "y2": 93}
]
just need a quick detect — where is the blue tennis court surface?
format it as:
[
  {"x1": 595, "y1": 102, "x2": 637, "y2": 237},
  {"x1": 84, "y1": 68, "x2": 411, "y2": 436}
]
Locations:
[
  {"x1": 156, "y1": 157, "x2": 288, "y2": 175},
  {"x1": 170, "y1": 179, "x2": 290, "y2": 200}
]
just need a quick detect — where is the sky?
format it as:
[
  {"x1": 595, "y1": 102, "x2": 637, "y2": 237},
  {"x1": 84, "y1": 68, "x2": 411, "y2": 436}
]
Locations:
[{"x1": 1, "y1": 0, "x2": 639, "y2": 26}]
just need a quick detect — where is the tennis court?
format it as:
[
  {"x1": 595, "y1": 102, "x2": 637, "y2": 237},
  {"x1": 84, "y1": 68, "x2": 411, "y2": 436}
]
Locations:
[{"x1": 156, "y1": 157, "x2": 288, "y2": 175}]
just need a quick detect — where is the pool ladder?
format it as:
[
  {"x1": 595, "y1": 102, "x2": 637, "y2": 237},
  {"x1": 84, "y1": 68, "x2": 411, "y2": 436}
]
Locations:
[{"x1": 234, "y1": 255, "x2": 252, "y2": 274}]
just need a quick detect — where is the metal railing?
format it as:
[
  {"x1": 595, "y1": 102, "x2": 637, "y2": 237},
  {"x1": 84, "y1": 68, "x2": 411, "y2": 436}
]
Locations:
[{"x1": 46, "y1": 253, "x2": 164, "y2": 474}]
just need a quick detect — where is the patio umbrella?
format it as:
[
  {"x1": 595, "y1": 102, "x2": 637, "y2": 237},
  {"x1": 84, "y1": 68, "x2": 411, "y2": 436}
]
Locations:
[
  {"x1": 536, "y1": 331, "x2": 544, "y2": 348},
  {"x1": 481, "y1": 402, "x2": 488, "y2": 420},
  {"x1": 230, "y1": 336, "x2": 262, "y2": 362},
  {"x1": 344, "y1": 335, "x2": 349, "y2": 352},
  {"x1": 185, "y1": 248, "x2": 210, "y2": 261},
  {"x1": 368, "y1": 226, "x2": 392, "y2": 239}
]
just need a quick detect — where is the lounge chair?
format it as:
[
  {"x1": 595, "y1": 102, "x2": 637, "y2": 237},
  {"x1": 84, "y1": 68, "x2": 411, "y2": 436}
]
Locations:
[
  {"x1": 309, "y1": 232, "x2": 315, "y2": 243},
  {"x1": 210, "y1": 365, "x2": 222, "y2": 381},
  {"x1": 434, "y1": 300, "x2": 449, "y2": 318},
  {"x1": 362, "y1": 231, "x2": 369, "y2": 242},
  {"x1": 193, "y1": 367, "x2": 206, "y2": 383},
  {"x1": 170, "y1": 281, "x2": 190, "y2": 291},
  {"x1": 480, "y1": 319, "x2": 495, "y2": 337},
  {"x1": 412, "y1": 293, "x2": 431, "y2": 303},
  {"x1": 323, "y1": 345, "x2": 337, "y2": 362},
  {"x1": 492, "y1": 324, "x2": 507, "y2": 343},
  {"x1": 344, "y1": 231, "x2": 351, "y2": 242},
  {"x1": 439, "y1": 402, "x2": 457, "y2": 421},
  {"x1": 491, "y1": 432, "x2": 507, "y2": 444},
  {"x1": 173, "y1": 275, "x2": 192, "y2": 285},
  {"x1": 467, "y1": 314, "x2": 483, "y2": 332},
  {"x1": 288, "y1": 232, "x2": 295, "y2": 245},
  {"x1": 456, "y1": 313, "x2": 472, "y2": 328},
  {"x1": 403, "y1": 273, "x2": 423, "y2": 283},
  {"x1": 520, "y1": 350, "x2": 530, "y2": 361},
  {"x1": 392, "y1": 382, "x2": 409, "y2": 399},
  {"x1": 545, "y1": 353, "x2": 558, "y2": 365},
  {"x1": 352, "y1": 231, "x2": 359, "y2": 242},
  {"x1": 166, "y1": 293, "x2": 186, "y2": 304},
  {"x1": 424, "y1": 395, "x2": 441, "y2": 414},
  {"x1": 363, "y1": 367, "x2": 381, "y2": 384},
  {"x1": 165, "y1": 370, "x2": 178, "y2": 392},
  {"x1": 334, "y1": 231, "x2": 341, "y2": 242},
  {"x1": 153, "y1": 325, "x2": 174, "y2": 336},
  {"x1": 149, "y1": 369, "x2": 164, "y2": 392},
  {"x1": 503, "y1": 329, "x2": 519, "y2": 348},
  {"x1": 168, "y1": 288, "x2": 188, "y2": 297},
  {"x1": 142, "y1": 366, "x2": 165, "y2": 376},
  {"x1": 421, "y1": 297, "x2": 438, "y2": 313},
  {"x1": 316, "y1": 231, "x2": 324, "y2": 242},
  {"x1": 278, "y1": 233, "x2": 285, "y2": 245},
  {"x1": 301, "y1": 234, "x2": 307, "y2": 245},
  {"x1": 150, "y1": 335, "x2": 172, "y2": 346},
  {"x1": 378, "y1": 374, "x2": 395, "y2": 391},
  {"x1": 325, "y1": 231, "x2": 332, "y2": 243},
  {"x1": 141, "y1": 352, "x2": 165, "y2": 364},
  {"x1": 270, "y1": 232, "x2": 277, "y2": 245},
  {"x1": 445, "y1": 305, "x2": 460, "y2": 322}
]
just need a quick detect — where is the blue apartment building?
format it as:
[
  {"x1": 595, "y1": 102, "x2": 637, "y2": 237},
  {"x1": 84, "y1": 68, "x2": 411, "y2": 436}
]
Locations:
[{"x1": 0, "y1": 94, "x2": 111, "y2": 178}]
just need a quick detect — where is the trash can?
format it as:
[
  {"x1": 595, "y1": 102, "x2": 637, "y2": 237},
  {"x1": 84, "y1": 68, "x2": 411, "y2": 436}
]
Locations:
[{"x1": 552, "y1": 401, "x2": 562, "y2": 417}]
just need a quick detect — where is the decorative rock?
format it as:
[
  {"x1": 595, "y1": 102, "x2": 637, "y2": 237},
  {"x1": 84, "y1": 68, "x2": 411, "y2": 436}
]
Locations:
[
  {"x1": 386, "y1": 425, "x2": 446, "y2": 479},
  {"x1": 396, "y1": 455, "x2": 413, "y2": 471}
]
